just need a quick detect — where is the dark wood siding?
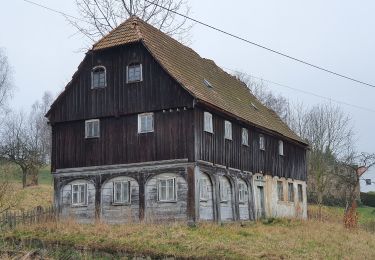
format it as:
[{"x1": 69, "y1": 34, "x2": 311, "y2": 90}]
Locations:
[
  {"x1": 194, "y1": 107, "x2": 307, "y2": 181},
  {"x1": 48, "y1": 43, "x2": 193, "y2": 123},
  {"x1": 52, "y1": 109, "x2": 194, "y2": 170}
]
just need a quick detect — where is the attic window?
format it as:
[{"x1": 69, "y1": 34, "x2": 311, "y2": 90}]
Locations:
[
  {"x1": 251, "y1": 102, "x2": 258, "y2": 110},
  {"x1": 91, "y1": 66, "x2": 106, "y2": 89},
  {"x1": 127, "y1": 63, "x2": 143, "y2": 83},
  {"x1": 203, "y1": 79, "x2": 213, "y2": 88}
]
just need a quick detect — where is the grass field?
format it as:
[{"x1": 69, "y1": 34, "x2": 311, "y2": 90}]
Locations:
[{"x1": 2, "y1": 218, "x2": 375, "y2": 259}]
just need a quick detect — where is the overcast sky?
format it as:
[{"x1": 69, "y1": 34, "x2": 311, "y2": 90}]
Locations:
[{"x1": 1, "y1": 0, "x2": 374, "y2": 191}]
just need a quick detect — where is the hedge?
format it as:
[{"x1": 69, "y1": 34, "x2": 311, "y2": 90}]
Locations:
[{"x1": 361, "y1": 192, "x2": 375, "y2": 207}]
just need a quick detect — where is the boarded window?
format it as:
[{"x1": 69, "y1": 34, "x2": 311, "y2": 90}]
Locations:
[
  {"x1": 277, "y1": 181, "x2": 284, "y2": 201},
  {"x1": 199, "y1": 178, "x2": 210, "y2": 201},
  {"x1": 242, "y1": 128, "x2": 248, "y2": 146},
  {"x1": 72, "y1": 184, "x2": 87, "y2": 206},
  {"x1": 224, "y1": 120, "x2": 232, "y2": 140},
  {"x1": 298, "y1": 184, "x2": 303, "y2": 202},
  {"x1": 238, "y1": 182, "x2": 247, "y2": 203},
  {"x1": 91, "y1": 66, "x2": 106, "y2": 88},
  {"x1": 85, "y1": 119, "x2": 100, "y2": 138},
  {"x1": 127, "y1": 64, "x2": 142, "y2": 83},
  {"x1": 138, "y1": 113, "x2": 154, "y2": 133},
  {"x1": 204, "y1": 112, "x2": 213, "y2": 133},
  {"x1": 288, "y1": 183, "x2": 294, "y2": 202},
  {"x1": 259, "y1": 134, "x2": 265, "y2": 150},
  {"x1": 279, "y1": 140, "x2": 284, "y2": 156},
  {"x1": 113, "y1": 181, "x2": 130, "y2": 204},
  {"x1": 158, "y1": 178, "x2": 176, "y2": 202}
]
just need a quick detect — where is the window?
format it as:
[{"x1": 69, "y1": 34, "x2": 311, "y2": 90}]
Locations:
[
  {"x1": 127, "y1": 64, "x2": 142, "y2": 83},
  {"x1": 204, "y1": 112, "x2": 213, "y2": 133},
  {"x1": 138, "y1": 113, "x2": 154, "y2": 133},
  {"x1": 288, "y1": 183, "x2": 294, "y2": 202},
  {"x1": 91, "y1": 66, "x2": 106, "y2": 88},
  {"x1": 224, "y1": 121, "x2": 232, "y2": 140},
  {"x1": 72, "y1": 184, "x2": 87, "y2": 206},
  {"x1": 238, "y1": 182, "x2": 247, "y2": 203},
  {"x1": 85, "y1": 119, "x2": 100, "y2": 138},
  {"x1": 259, "y1": 134, "x2": 265, "y2": 150},
  {"x1": 219, "y1": 179, "x2": 229, "y2": 202},
  {"x1": 113, "y1": 181, "x2": 130, "y2": 204},
  {"x1": 242, "y1": 128, "x2": 249, "y2": 146},
  {"x1": 158, "y1": 178, "x2": 176, "y2": 202},
  {"x1": 277, "y1": 181, "x2": 284, "y2": 201},
  {"x1": 279, "y1": 140, "x2": 284, "y2": 156},
  {"x1": 199, "y1": 178, "x2": 209, "y2": 201},
  {"x1": 203, "y1": 79, "x2": 213, "y2": 88},
  {"x1": 298, "y1": 184, "x2": 303, "y2": 202}
]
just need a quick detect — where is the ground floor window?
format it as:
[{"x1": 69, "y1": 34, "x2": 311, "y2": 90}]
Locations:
[
  {"x1": 200, "y1": 178, "x2": 210, "y2": 201},
  {"x1": 277, "y1": 181, "x2": 284, "y2": 201},
  {"x1": 113, "y1": 181, "x2": 130, "y2": 204},
  {"x1": 72, "y1": 184, "x2": 87, "y2": 206},
  {"x1": 219, "y1": 178, "x2": 229, "y2": 202},
  {"x1": 288, "y1": 183, "x2": 294, "y2": 202},
  {"x1": 158, "y1": 178, "x2": 176, "y2": 202},
  {"x1": 238, "y1": 182, "x2": 247, "y2": 203},
  {"x1": 297, "y1": 184, "x2": 303, "y2": 202}
]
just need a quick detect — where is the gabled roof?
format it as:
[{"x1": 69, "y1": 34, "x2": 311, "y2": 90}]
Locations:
[{"x1": 93, "y1": 17, "x2": 306, "y2": 145}]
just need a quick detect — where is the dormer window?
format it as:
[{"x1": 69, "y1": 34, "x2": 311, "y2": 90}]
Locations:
[
  {"x1": 224, "y1": 120, "x2": 232, "y2": 140},
  {"x1": 127, "y1": 63, "x2": 143, "y2": 83},
  {"x1": 259, "y1": 134, "x2": 265, "y2": 150},
  {"x1": 91, "y1": 66, "x2": 106, "y2": 89},
  {"x1": 279, "y1": 140, "x2": 284, "y2": 156}
]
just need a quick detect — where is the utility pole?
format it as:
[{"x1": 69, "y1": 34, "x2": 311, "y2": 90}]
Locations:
[{"x1": 130, "y1": 0, "x2": 133, "y2": 16}]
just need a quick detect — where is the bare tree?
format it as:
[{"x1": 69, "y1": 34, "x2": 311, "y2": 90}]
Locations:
[
  {"x1": 0, "y1": 48, "x2": 13, "y2": 116},
  {"x1": 339, "y1": 152, "x2": 375, "y2": 228},
  {"x1": 0, "y1": 112, "x2": 46, "y2": 188},
  {"x1": 235, "y1": 72, "x2": 292, "y2": 123},
  {"x1": 70, "y1": 0, "x2": 192, "y2": 43}
]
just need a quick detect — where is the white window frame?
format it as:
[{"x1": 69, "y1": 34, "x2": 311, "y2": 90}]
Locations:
[
  {"x1": 259, "y1": 134, "x2": 265, "y2": 150},
  {"x1": 238, "y1": 182, "x2": 247, "y2": 203},
  {"x1": 297, "y1": 184, "x2": 303, "y2": 202},
  {"x1": 277, "y1": 181, "x2": 284, "y2": 201},
  {"x1": 157, "y1": 178, "x2": 177, "y2": 202},
  {"x1": 113, "y1": 181, "x2": 131, "y2": 205},
  {"x1": 138, "y1": 113, "x2": 154, "y2": 133},
  {"x1": 219, "y1": 178, "x2": 229, "y2": 202},
  {"x1": 224, "y1": 120, "x2": 232, "y2": 140},
  {"x1": 288, "y1": 183, "x2": 294, "y2": 202},
  {"x1": 126, "y1": 63, "x2": 143, "y2": 83},
  {"x1": 204, "y1": 112, "x2": 213, "y2": 133},
  {"x1": 85, "y1": 119, "x2": 100, "y2": 138},
  {"x1": 71, "y1": 183, "x2": 87, "y2": 206},
  {"x1": 91, "y1": 66, "x2": 106, "y2": 89},
  {"x1": 279, "y1": 140, "x2": 284, "y2": 156},
  {"x1": 199, "y1": 178, "x2": 210, "y2": 201},
  {"x1": 242, "y1": 128, "x2": 249, "y2": 146}
]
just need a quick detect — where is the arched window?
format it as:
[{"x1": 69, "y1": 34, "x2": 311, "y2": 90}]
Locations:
[
  {"x1": 278, "y1": 140, "x2": 284, "y2": 156},
  {"x1": 91, "y1": 66, "x2": 106, "y2": 88}
]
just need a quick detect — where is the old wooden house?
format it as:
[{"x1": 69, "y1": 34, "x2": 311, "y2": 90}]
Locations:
[{"x1": 46, "y1": 16, "x2": 308, "y2": 223}]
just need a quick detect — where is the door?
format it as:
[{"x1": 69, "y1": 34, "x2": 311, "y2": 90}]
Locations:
[{"x1": 257, "y1": 186, "x2": 265, "y2": 218}]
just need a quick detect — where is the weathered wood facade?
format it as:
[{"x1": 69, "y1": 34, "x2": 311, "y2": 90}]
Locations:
[{"x1": 47, "y1": 17, "x2": 308, "y2": 223}]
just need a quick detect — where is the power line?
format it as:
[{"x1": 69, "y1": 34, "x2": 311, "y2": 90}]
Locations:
[
  {"x1": 145, "y1": 0, "x2": 375, "y2": 89},
  {"x1": 222, "y1": 66, "x2": 375, "y2": 113}
]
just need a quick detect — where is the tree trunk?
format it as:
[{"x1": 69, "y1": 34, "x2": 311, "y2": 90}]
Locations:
[
  {"x1": 21, "y1": 168, "x2": 27, "y2": 189},
  {"x1": 26, "y1": 166, "x2": 39, "y2": 187}
]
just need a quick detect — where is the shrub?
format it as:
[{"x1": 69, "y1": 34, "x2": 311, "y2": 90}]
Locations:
[{"x1": 360, "y1": 192, "x2": 375, "y2": 207}]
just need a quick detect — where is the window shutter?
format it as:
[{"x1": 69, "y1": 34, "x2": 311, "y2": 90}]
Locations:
[{"x1": 85, "y1": 183, "x2": 88, "y2": 205}]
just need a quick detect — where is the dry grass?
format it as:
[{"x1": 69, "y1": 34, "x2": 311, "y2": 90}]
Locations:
[
  {"x1": 10, "y1": 183, "x2": 53, "y2": 211},
  {"x1": 3, "y1": 218, "x2": 375, "y2": 259}
]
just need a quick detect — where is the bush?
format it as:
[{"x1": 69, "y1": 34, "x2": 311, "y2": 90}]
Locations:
[{"x1": 361, "y1": 192, "x2": 375, "y2": 207}]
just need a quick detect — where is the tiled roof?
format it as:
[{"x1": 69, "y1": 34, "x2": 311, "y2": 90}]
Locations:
[{"x1": 93, "y1": 16, "x2": 306, "y2": 145}]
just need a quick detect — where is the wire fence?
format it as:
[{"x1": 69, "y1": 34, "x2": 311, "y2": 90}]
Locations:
[{"x1": 0, "y1": 206, "x2": 56, "y2": 231}]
